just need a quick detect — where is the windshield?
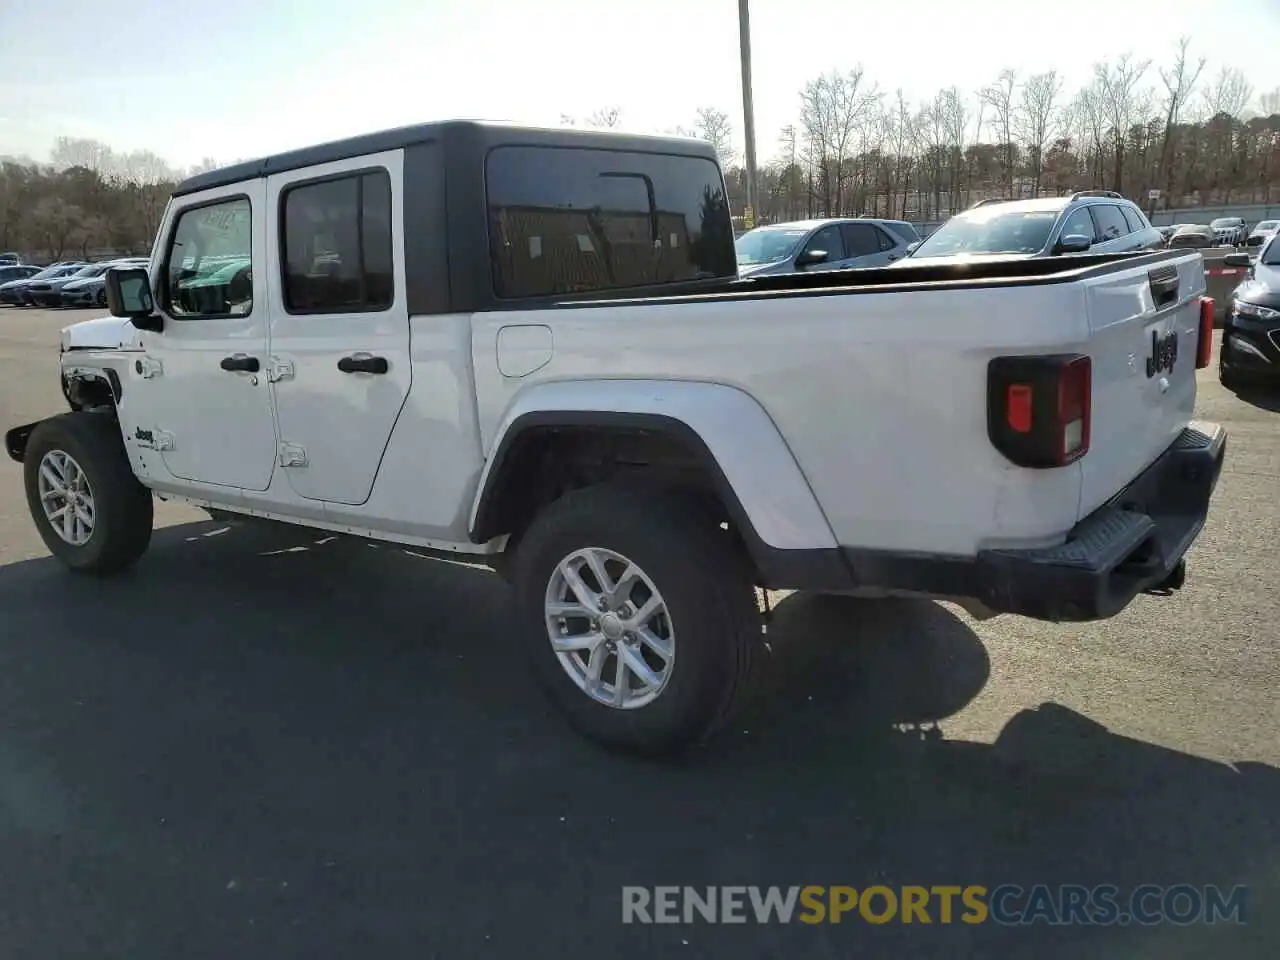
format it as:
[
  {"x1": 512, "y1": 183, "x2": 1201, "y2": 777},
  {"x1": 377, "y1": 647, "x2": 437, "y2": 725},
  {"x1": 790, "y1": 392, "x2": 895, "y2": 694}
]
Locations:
[
  {"x1": 1262, "y1": 236, "x2": 1280, "y2": 266},
  {"x1": 910, "y1": 210, "x2": 1058, "y2": 257},
  {"x1": 69, "y1": 265, "x2": 105, "y2": 279},
  {"x1": 735, "y1": 227, "x2": 809, "y2": 265},
  {"x1": 1255, "y1": 221, "x2": 1279, "y2": 231},
  {"x1": 1210, "y1": 218, "x2": 1240, "y2": 228}
]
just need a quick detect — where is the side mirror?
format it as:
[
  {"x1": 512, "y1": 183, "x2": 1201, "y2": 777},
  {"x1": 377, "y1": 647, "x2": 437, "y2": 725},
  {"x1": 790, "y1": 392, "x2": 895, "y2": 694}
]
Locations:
[
  {"x1": 105, "y1": 267, "x2": 163, "y2": 332},
  {"x1": 1056, "y1": 234, "x2": 1093, "y2": 254},
  {"x1": 906, "y1": 240, "x2": 921, "y2": 254},
  {"x1": 795, "y1": 248, "x2": 829, "y2": 268},
  {"x1": 1223, "y1": 253, "x2": 1252, "y2": 268}
]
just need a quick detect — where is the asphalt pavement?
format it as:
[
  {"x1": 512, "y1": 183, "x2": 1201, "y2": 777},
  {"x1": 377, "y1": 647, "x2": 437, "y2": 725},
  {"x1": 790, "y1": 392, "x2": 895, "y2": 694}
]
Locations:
[{"x1": 0, "y1": 308, "x2": 1277, "y2": 959}]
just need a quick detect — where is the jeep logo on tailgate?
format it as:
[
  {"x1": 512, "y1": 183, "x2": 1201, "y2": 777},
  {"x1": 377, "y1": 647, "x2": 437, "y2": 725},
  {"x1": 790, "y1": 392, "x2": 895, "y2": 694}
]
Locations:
[{"x1": 1146, "y1": 329, "x2": 1178, "y2": 377}]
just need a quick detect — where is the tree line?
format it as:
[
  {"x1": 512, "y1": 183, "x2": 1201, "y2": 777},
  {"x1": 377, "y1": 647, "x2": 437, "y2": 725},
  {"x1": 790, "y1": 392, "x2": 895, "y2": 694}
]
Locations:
[
  {"x1": 574, "y1": 39, "x2": 1280, "y2": 226},
  {"x1": 0, "y1": 141, "x2": 228, "y2": 262},
  {"x1": 5, "y1": 39, "x2": 1278, "y2": 262}
]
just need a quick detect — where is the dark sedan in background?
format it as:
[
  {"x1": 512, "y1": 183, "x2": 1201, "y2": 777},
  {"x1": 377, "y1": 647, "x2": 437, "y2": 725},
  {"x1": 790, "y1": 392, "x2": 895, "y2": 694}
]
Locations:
[
  {"x1": 0, "y1": 262, "x2": 86, "y2": 305},
  {"x1": 0, "y1": 264, "x2": 41, "y2": 288},
  {"x1": 1219, "y1": 237, "x2": 1280, "y2": 390},
  {"x1": 60, "y1": 258, "x2": 151, "y2": 307},
  {"x1": 25, "y1": 262, "x2": 111, "y2": 307}
]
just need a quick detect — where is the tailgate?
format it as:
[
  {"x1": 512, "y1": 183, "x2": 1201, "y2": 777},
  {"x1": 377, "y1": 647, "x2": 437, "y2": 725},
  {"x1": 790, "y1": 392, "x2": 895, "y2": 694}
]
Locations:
[{"x1": 1077, "y1": 252, "x2": 1205, "y2": 520}]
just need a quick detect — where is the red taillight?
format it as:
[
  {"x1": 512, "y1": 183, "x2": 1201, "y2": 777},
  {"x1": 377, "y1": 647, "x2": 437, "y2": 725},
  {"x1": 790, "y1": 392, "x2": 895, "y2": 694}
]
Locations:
[
  {"x1": 1006, "y1": 384, "x2": 1033, "y2": 432},
  {"x1": 988, "y1": 354, "x2": 1092, "y2": 468},
  {"x1": 1197, "y1": 296, "x2": 1214, "y2": 369}
]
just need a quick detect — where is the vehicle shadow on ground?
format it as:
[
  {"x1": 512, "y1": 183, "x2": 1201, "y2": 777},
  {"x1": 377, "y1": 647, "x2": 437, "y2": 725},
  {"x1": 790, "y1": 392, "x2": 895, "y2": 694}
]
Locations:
[
  {"x1": 0, "y1": 520, "x2": 1275, "y2": 960},
  {"x1": 1228, "y1": 383, "x2": 1280, "y2": 413}
]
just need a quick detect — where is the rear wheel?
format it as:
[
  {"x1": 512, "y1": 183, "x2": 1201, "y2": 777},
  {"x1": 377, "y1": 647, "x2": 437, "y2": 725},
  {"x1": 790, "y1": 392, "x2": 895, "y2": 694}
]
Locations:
[
  {"x1": 512, "y1": 484, "x2": 760, "y2": 756},
  {"x1": 23, "y1": 412, "x2": 153, "y2": 575}
]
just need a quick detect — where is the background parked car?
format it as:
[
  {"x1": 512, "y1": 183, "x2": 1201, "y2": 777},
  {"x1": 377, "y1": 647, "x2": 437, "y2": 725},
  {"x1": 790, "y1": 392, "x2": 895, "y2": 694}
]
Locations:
[
  {"x1": 0, "y1": 264, "x2": 41, "y2": 286},
  {"x1": 1219, "y1": 236, "x2": 1280, "y2": 390},
  {"x1": 1245, "y1": 219, "x2": 1280, "y2": 248},
  {"x1": 735, "y1": 217, "x2": 914, "y2": 276},
  {"x1": 0, "y1": 262, "x2": 84, "y2": 305},
  {"x1": 1210, "y1": 216, "x2": 1247, "y2": 246},
  {"x1": 22, "y1": 263, "x2": 97, "y2": 307},
  {"x1": 1166, "y1": 224, "x2": 1220, "y2": 249},
  {"x1": 60, "y1": 258, "x2": 150, "y2": 307},
  {"x1": 0, "y1": 252, "x2": 23, "y2": 265},
  {"x1": 900, "y1": 191, "x2": 1164, "y2": 265}
]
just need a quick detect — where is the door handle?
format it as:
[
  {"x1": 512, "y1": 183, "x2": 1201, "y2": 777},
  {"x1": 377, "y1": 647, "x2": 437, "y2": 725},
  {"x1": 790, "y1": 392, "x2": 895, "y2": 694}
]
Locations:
[
  {"x1": 337, "y1": 353, "x2": 389, "y2": 375},
  {"x1": 220, "y1": 354, "x2": 260, "y2": 373}
]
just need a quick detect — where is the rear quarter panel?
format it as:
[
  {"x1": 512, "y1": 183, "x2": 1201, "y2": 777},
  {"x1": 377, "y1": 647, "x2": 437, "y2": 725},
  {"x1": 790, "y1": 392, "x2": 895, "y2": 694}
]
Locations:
[{"x1": 471, "y1": 279, "x2": 1098, "y2": 558}]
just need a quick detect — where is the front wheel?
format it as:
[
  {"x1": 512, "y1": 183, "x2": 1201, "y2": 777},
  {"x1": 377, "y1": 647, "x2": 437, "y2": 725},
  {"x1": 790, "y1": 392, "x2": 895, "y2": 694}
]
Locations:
[
  {"x1": 96, "y1": 288, "x2": 108, "y2": 307},
  {"x1": 511, "y1": 484, "x2": 761, "y2": 756},
  {"x1": 23, "y1": 412, "x2": 154, "y2": 575}
]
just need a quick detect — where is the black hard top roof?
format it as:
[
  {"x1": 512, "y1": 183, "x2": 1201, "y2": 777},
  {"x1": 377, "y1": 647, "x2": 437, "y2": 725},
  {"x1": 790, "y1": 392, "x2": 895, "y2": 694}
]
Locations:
[{"x1": 173, "y1": 119, "x2": 718, "y2": 197}]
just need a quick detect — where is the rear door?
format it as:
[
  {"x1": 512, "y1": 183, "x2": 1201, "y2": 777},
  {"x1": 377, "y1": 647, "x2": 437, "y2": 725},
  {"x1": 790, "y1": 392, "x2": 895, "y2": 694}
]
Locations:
[
  {"x1": 1089, "y1": 204, "x2": 1134, "y2": 254},
  {"x1": 1076, "y1": 252, "x2": 1203, "y2": 517},
  {"x1": 265, "y1": 149, "x2": 411, "y2": 505},
  {"x1": 839, "y1": 222, "x2": 902, "y2": 268}
]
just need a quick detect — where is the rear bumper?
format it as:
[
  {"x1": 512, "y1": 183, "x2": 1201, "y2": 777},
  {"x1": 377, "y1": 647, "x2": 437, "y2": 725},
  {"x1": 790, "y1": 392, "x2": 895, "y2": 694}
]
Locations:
[
  {"x1": 838, "y1": 422, "x2": 1227, "y2": 622},
  {"x1": 972, "y1": 422, "x2": 1226, "y2": 620}
]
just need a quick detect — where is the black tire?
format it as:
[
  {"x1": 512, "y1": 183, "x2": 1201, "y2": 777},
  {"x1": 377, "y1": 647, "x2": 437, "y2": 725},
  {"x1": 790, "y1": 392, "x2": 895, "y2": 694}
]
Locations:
[
  {"x1": 511, "y1": 483, "x2": 761, "y2": 757},
  {"x1": 96, "y1": 289, "x2": 107, "y2": 307},
  {"x1": 23, "y1": 412, "x2": 154, "y2": 575}
]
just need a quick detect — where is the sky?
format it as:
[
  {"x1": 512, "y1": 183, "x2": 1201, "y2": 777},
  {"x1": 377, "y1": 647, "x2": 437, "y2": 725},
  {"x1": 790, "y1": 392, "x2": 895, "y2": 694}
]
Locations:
[{"x1": 1, "y1": 0, "x2": 1278, "y2": 171}]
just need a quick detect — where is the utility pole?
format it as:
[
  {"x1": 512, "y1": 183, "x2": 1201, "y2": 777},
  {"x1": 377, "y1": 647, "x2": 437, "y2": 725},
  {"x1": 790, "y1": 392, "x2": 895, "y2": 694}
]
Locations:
[{"x1": 738, "y1": 0, "x2": 758, "y2": 229}]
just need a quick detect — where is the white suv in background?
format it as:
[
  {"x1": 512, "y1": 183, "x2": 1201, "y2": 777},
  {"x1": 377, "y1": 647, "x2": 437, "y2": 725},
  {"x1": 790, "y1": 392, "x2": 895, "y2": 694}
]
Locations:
[
  {"x1": 1210, "y1": 217, "x2": 1247, "y2": 246},
  {"x1": 902, "y1": 191, "x2": 1164, "y2": 265}
]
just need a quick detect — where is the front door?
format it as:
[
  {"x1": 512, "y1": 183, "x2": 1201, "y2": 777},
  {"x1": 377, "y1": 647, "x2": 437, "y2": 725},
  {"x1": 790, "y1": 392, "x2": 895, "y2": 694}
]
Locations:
[
  {"x1": 264, "y1": 150, "x2": 411, "y2": 505},
  {"x1": 141, "y1": 182, "x2": 277, "y2": 490}
]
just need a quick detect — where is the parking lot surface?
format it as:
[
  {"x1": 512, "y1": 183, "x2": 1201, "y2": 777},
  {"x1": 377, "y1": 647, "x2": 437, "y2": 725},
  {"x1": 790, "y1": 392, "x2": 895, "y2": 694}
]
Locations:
[{"x1": 1, "y1": 308, "x2": 1277, "y2": 959}]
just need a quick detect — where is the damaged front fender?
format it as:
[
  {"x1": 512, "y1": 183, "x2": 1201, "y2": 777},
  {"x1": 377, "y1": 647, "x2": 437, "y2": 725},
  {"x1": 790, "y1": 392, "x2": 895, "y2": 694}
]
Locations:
[{"x1": 5, "y1": 421, "x2": 38, "y2": 463}]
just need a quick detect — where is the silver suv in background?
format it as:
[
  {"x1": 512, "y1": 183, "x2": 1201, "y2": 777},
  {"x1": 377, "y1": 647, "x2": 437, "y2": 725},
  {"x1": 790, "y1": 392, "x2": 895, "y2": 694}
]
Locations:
[
  {"x1": 901, "y1": 191, "x2": 1164, "y2": 265},
  {"x1": 735, "y1": 217, "x2": 919, "y2": 276}
]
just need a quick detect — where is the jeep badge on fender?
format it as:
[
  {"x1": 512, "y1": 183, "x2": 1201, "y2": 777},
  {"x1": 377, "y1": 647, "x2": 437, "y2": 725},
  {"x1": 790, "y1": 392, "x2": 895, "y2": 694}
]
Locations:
[{"x1": 1147, "y1": 329, "x2": 1178, "y2": 377}]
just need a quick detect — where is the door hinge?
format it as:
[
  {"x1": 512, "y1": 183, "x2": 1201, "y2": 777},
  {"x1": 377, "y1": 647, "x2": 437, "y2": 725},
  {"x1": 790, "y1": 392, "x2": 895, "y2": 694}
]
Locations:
[
  {"x1": 278, "y1": 442, "x2": 308, "y2": 467},
  {"x1": 135, "y1": 356, "x2": 163, "y2": 379},
  {"x1": 267, "y1": 357, "x2": 295, "y2": 383}
]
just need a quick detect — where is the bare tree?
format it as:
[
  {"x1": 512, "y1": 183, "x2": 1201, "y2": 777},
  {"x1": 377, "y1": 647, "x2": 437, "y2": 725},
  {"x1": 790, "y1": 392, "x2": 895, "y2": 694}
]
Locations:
[
  {"x1": 1095, "y1": 54, "x2": 1153, "y2": 193},
  {"x1": 1155, "y1": 37, "x2": 1206, "y2": 198},
  {"x1": 1200, "y1": 67, "x2": 1254, "y2": 119},
  {"x1": 1015, "y1": 71, "x2": 1064, "y2": 197},
  {"x1": 980, "y1": 69, "x2": 1018, "y2": 196},
  {"x1": 1260, "y1": 88, "x2": 1280, "y2": 117},
  {"x1": 587, "y1": 107, "x2": 622, "y2": 129},
  {"x1": 50, "y1": 137, "x2": 113, "y2": 173},
  {"x1": 799, "y1": 67, "x2": 876, "y2": 215},
  {"x1": 937, "y1": 87, "x2": 968, "y2": 214},
  {"x1": 693, "y1": 106, "x2": 735, "y2": 165}
]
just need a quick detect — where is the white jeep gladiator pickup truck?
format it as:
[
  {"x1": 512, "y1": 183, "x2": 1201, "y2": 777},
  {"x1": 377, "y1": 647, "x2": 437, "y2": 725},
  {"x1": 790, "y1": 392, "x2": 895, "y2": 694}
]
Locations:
[{"x1": 6, "y1": 121, "x2": 1226, "y2": 755}]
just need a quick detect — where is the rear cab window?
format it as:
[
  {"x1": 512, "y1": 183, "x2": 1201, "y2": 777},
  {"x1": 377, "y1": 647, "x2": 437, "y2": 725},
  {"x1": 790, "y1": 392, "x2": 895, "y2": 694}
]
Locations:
[{"x1": 485, "y1": 146, "x2": 736, "y2": 298}]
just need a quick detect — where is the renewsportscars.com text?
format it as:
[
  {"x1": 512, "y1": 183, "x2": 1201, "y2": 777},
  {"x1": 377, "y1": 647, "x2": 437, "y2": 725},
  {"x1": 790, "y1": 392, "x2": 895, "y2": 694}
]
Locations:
[{"x1": 621, "y1": 884, "x2": 1249, "y2": 926}]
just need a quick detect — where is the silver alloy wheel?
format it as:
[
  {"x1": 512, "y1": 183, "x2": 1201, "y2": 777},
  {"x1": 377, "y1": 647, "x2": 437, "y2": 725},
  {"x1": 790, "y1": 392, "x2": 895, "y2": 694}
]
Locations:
[
  {"x1": 37, "y1": 449, "x2": 96, "y2": 547},
  {"x1": 544, "y1": 547, "x2": 676, "y2": 710}
]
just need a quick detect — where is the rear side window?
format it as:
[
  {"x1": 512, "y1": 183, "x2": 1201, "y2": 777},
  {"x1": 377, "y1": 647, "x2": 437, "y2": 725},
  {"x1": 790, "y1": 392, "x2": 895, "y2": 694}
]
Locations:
[
  {"x1": 485, "y1": 146, "x2": 735, "y2": 298},
  {"x1": 1120, "y1": 205, "x2": 1147, "y2": 233},
  {"x1": 280, "y1": 169, "x2": 394, "y2": 314},
  {"x1": 1090, "y1": 204, "x2": 1131, "y2": 242},
  {"x1": 839, "y1": 222, "x2": 884, "y2": 257}
]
